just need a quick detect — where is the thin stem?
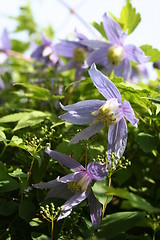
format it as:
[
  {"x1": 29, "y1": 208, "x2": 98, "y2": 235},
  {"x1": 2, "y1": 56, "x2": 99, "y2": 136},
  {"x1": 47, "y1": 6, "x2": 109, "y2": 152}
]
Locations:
[
  {"x1": 102, "y1": 176, "x2": 112, "y2": 218},
  {"x1": 51, "y1": 218, "x2": 54, "y2": 240},
  {"x1": 85, "y1": 144, "x2": 88, "y2": 169},
  {"x1": 152, "y1": 230, "x2": 156, "y2": 240},
  {"x1": 0, "y1": 143, "x2": 7, "y2": 159},
  {"x1": 63, "y1": 85, "x2": 74, "y2": 105}
]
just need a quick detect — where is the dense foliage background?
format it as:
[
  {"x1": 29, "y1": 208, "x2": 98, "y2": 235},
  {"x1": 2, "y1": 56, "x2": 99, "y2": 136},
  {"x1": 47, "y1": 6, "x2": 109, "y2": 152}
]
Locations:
[{"x1": 0, "y1": 1, "x2": 160, "y2": 239}]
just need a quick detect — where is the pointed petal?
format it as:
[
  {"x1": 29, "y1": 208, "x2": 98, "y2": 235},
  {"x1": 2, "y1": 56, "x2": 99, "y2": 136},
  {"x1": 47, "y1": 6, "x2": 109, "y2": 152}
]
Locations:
[
  {"x1": 59, "y1": 172, "x2": 84, "y2": 183},
  {"x1": 59, "y1": 100, "x2": 105, "y2": 125},
  {"x1": 89, "y1": 64, "x2": 121, "y2": 102},
  {"x1": 1, "y1": 29, "x2": 11, "y2": 50},
  {"x1": 124, "y1": 44, "x2": 150, "y2": 64},
  {"x1": 45, "y1": 147, "x2": 84, "y2": 171},
  {"x1": 69, "y1": 122, "x2": 104, "y2": 145},
  {"x1": 114, "y1": 58, "x2": 132, "y2": 81},
  {"x1": 87, "y1": 162, "x2": 108, "y2": 180},
  {"x1": 86, "y1": 48, "x2": 109, "y2": 67},
  {"x1": 103, "y1": 13, "x2": 127, "y2": 45},
  {"x1": 75, "y1": 29, "x2": 88, "y2": 40},
  {"x1": 122, "y1": 100, "x2": 138, "y2": 127},
  {"x1": 81, "y1": 40, "x2": 110, "y2": 48},
  {"x1": 107, "y1": 118, "x2": 127, "y2": 159},
  {"x1": 58, "y1": 191, "x2": 87, "y2": 220},
  {"x1": 55, "y1": 40, "x2": 79, "y2": 58},
  {"x1": 32, "y1": 179, "x2": 73, "y2": 200},
  {"x1": 88, "y1": 190, "x2": 102, "y2": 229}
]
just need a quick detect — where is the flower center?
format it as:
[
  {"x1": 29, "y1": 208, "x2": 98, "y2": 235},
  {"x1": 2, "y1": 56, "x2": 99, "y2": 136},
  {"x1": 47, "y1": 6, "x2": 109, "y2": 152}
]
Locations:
[
  {"x1": 92, "y1": 98, "x2": 123, "y2": 126},
  {"x1": 67, "y1": 173, "x2": 90, "y2": 194},
  {"x1": 107, "y1": 45, "x2": 124, "y2": 65},
  {"x1": 73, "y1": 47, "x2": 86, "y2": 64}
]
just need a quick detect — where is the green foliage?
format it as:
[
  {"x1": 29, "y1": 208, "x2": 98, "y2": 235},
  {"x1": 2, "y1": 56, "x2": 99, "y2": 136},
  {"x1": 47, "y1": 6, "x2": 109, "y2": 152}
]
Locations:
[
  {"x1": 140, "y1": 45, "x2": 160, "y2": 62},
  {"x1": 120, "y1": 0, "x2": 141, "y2": 34},
  {"x1": 92, "y1": 22, "x2": 108, "y2": 40}
]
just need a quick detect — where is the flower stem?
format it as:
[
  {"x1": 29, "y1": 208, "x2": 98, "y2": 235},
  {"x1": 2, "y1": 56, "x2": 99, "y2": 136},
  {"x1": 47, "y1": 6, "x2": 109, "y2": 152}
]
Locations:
[
  {"x1": 102, "y1": 176, "x2": 112, "y2": 218},
  {"x1": 51, "y1": 218, "x2": 54, "y2": 240},
  {"x1": 85, "y1": 144, "x2": 88, "y2": 169}
]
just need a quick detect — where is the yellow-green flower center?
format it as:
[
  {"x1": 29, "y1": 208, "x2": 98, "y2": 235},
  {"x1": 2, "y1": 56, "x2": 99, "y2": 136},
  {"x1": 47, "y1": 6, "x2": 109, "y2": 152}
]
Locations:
[
  {"x1": 92, "y1": 99, "x2": 122, "y2": 126},
  {"x1": 73, "y1": 47, "x2": 86, "y2": 64},
  {"x1": 67, "y1": 174, "x2": 90, "y2": 194},
  {"x1": 107, "y1": 45, "x2": 124, "y2": 66}
]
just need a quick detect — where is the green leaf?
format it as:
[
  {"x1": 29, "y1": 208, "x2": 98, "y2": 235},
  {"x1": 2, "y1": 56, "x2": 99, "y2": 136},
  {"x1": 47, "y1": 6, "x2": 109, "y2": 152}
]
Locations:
[
  {"x1": 136, "y1": 132, "x2": 158, "y2": 153},
  {"x1": 140, "y1": 45, "x2": 160, "y2": 62},
  {"x1": 0, "y1": 201, "x2": 18, "y2": 216},
  {"x1": 11, "y1": 39, "x2": 30, "y2": 52},
  {"x1": 120, "y1": 0, "x2": 141, "y2": 34},
  {"x1": 0, "y1": 130, "x2": 6, "y2": 141},
  {"x1": 13, "y1": 111, "x2": 50, "y2": 131},
  {"x1": 0, "y1": 162, "x2": 19, "y2": 192},
  {"x1": 14, "y1": 83, "x2": 50, "y2": 101},
  {"x1": 97, "y1": 211, "x2": 146, "y2": 239},
  {"x1": 106, "y1": 187, "x2": 160, "y2": 213},
  {"x1": 19, "y1": 200, "x2": 36, "y2": 222},
  {"x1": 0, "y1": 112, "x2": 30, "y2": 123},
  {"x1": 92, "y1": 177, "x2": 112, "y2": 208},
  {"x1": 92, "y1": 21, "x2": 108, "y2": 39}
]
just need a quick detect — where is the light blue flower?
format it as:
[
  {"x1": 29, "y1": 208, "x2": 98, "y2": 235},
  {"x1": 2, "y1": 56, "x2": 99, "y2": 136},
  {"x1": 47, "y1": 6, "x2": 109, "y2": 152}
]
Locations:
[{"x1": 60, "y1": 64, "x2": 138, "y2": 159}]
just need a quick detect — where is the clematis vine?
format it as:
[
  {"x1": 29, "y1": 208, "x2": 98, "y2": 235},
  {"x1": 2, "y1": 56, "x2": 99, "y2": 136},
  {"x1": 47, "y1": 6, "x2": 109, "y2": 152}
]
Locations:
[
  {"x1": 33, "y1": 147, "x2": 108, "y2": 229},
  {"x1": 60, "y1": 64, "x2": 138, "y2": 159},
  {"x1": 55, "y1": 30, "x2": 92, "y2": 82},
  {"x1": 82, "y1": 13, "x2": 150, "y2": 80}
]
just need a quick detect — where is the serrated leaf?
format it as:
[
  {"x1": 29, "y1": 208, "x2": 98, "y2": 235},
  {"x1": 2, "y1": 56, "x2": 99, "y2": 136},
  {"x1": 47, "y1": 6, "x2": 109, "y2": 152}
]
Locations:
[
  {"x1": 97, "y1": 211, "x2": 146, "y2": 239},
  {"x1": 136, "y1": 132, "x2": 158, "y2": 153},
  {"x1": 92, "y1": 21, "x2": 108, "y2": 40},
  {"x1": 120, "y1": 0, "x2": 141, "y2": 34},
  {"x1": 140, "y1": 45, "x2": 160, "y2": 62},
  {"x1": 13, "y1": 111, "x2": 50, "y2": 131}
]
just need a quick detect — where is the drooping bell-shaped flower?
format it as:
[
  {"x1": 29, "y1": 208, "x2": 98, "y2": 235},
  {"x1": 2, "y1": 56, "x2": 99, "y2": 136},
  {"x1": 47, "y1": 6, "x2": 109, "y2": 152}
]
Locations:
[
  {"x1": 33, "y1": 147, "x2": 108, "y2": 229},
  {"x1": 59, "y1": 64, "x2": 138, "y2": 159},
  {"x1": 81, "y1": 13, "x2": 150, "y2": 80}
]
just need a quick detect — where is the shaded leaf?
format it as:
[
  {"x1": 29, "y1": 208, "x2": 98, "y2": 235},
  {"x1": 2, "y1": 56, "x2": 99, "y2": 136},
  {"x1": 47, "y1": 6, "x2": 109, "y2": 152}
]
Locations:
[
  {"x1": 136, "y1": 132, "x2": 158, "y2": 153},
  {"x1": 19, "y1": 200, "x2": 36, "y2": 222}
]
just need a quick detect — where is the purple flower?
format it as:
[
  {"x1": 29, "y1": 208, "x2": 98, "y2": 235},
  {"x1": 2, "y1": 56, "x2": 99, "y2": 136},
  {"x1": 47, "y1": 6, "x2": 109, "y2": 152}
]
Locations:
[
  {"x1": 33, "y1": 147, "x2": 108, "y2": 229},
  {"x1": 129, "y1": 64, "x2": 149, "y2": 84},
  {"x1": 55, "y1": 30, "x2": 92, "y2": 82},
  {"x1": 31, "y1": 33, "x2": 63, "y2": 69},
  {"x1": 60, "y1": 64, "x2": 138, "y2": 159},
  {"x1": 82, "y1": 13, "x2": 150, "y2": 80},
  {"x1": 0, "y1": 29, "x2": 11, "y2": 64}
]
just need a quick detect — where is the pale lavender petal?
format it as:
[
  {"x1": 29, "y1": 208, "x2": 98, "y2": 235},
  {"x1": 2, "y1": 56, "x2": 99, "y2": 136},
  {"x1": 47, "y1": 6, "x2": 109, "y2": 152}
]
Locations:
[
  {"x1": 59, "y1": 100, "x2": 105, "y2": 125},
  {"x1": 45, "y1": 147, "x2": 84, "y2": 171},
  {"x1": 55, "y1": 40, "x2": 79, "y2": 58},
  {"x1": 103, "y1": 13, "x2": 127, "y2": 45},
  {"x1": 0, "y1": 78, "x2": 5, "y2": 89},
  {"x1": 69, "y1": 122, "x2": 104, "y2": 145},
  {"x1": 59, "y1": 172, "x2": 84, "y2": 183},
  {"x1": 114, "y1": 58, "x2": 132, "y2": 80},
  {"x1": 81, "y1": 40, "x2": 110, "y2": 48},
  {"x1": 31, "y1": 45, "x2": 44, "y2": 58},
  {"x1": 86, "y1": 48, "x2": 109, "y2": 66},
  {"x1": 108, "y1": 118, "x2": 127, "y2": 159},
  {"x1": 1, "y1": 29, "x2": 11, "y2": 50},
  {"x1": 87, "y1": 162, "x2": 108, "y2": 180},
  {"x1": 58, "y1": 191, "x2": 87, "y2": 220},
  {"x1": 88, "y1": 189, "x2": 102, "y2": 229},
  {"x1": 33, "y1": 179, "x2": 73, "y2": 200},
  {"x1": 89, "y1": 64, "x2": 121, "y2": 102},
  {"x1": 124, "y1": 44, "x2": 150, "y2": 64},
  {"x1": 41, "y1": 33, "x2": 52, "y2": 46},
  {"x1": 75, "y1": 29, "x2": 88, "y2": 40},
  {"x1": 122, "y1": 100, "x2": 138, "y2": 127},
  {"x1": 58, "y1": 60, "x2": 76, "y2": 72}
]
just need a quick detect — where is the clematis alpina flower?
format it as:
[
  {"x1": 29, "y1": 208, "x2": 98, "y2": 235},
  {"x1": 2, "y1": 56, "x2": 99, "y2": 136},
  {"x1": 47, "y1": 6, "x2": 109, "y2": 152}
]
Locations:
[
  {"x1": 33, "y1": 147, "x2": 108, "y2": 229},
  {"x1": 60, "y1": 64, "x2": 138, "y2": 159},
  {"x1": 0, "y1": 28, "x2": 11, "y2": 64},
  {"x1": 129, "y1": 64, "x2": 149, "y2": 84},
  {"x1": 31, "y1": 33, "x2": 63, "y2": 69},
  {"x1": 82, "y1": 13, "x2": 150, "y2": 80},
  {"x1": 55, "y1": 30, "x2": 92, "y2": 82}
]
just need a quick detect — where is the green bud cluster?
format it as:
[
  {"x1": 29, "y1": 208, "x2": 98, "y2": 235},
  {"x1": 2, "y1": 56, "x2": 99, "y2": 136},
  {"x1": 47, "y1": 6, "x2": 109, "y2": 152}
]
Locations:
[{"x1": 40, "y1": 203, "x2": 61, "y2": 222}]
